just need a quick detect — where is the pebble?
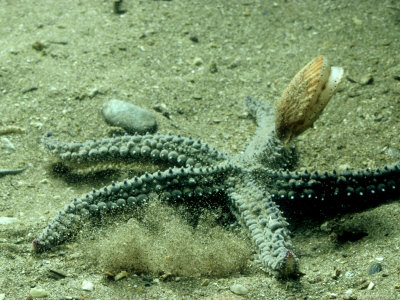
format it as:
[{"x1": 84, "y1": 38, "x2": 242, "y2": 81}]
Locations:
[
  {"x1": 200, "y1": 279, "x2": 210, "y2": 286},
  {"x1": 114, "y1": 270, "x2": 128, "y2": 281},
  {"x1": 30, "y1": 287, "x2": 49, "y2": 298},
  {"x1": 320, "y1": 220, "x2": 334, "y2": 232},
  {"x1": 209, "y1": 61, "x2": 218, "y2": 73},
  {"x1": 48, "y1": 268, "x2": 67, "y2": 279},
  {"x1": 0, "y1": 294, "x2": 4, "y2": 300},
  {"x1": 81, "y1": 280, "x2": 94, "y2": 291},
  {"x1": 359, "y1": 74, "x2": 373, "y2": 85},
  {"x1": 344, "y1": 289, "x2": 354, "y2": 297},
  {"x1": 345, "y1": 271, "x2": 355, "y2": 278},
  {"x1": 193, "y1": 57, "x2": 203, "y2": 66},
  {"x1": 189, "y1": 35, "x2": 199, "y2": 43},
  {"x1": 328, "y1": 292, "x2": 337, "y2": 299},
  {"x1": 368, "y1": 262, "x2": 382, "y2": 275},
  {"x1": 230, "y1": 283, "x2": 249, "y2": 295},
  {"x1": 102, "y1": 99, "x2": 157, "y2": 134},
  {"x1": 152, "y1": 103, "x2": 170, "y2": 119}
]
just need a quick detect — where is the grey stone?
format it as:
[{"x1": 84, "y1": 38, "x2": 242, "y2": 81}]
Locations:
[
  {"x1": 30, "y1": 287, "x2": 49, "y2": 298},
  {"x1": 230, "y1": 283, "x2": 249, "y2": 295},
  {"x1": 359, "y1": 74, "x2": 373, "y2": 85},
  {"x1": 368, "y1": 262, "x2": 382, "y2": 275},
  {"x1": 102, "y1": 99, "x2": 157, "y2": 134}
]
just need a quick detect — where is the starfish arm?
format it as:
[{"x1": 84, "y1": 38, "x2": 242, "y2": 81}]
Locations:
[
  {"x1": 243, "y1": 96, "x2": 275, "y2": 158},
  {"x1": 265, "y1": 162, "x2": 400, "y2": 220},
  {"x1": 42, "y1": 133, "x2": 227, "y2": 168},
  {"x1": 245, "y1": 95, "x2": 276, "y2": 131},
  {"x1": 227, "y1": 175, "x2": 297, "y2": 277},
  {"x1": 243, "y1": 96, "x2": 296, "y2": 169},
  {"x1": 33, "y1": 164, "x2": 236, "y2": 252}
]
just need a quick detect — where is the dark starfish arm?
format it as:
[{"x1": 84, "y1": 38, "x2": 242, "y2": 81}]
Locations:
[
  {"x1": 261, "y1": 162, "x2": 400, "y2": 220},
  {"x1": 227, "y1": 175, "x2": 297, "y2": 277},
  {"x1": 42, "y1": 133, "x2": 227, "y2": 168},
  {"x1": 33, "y1": 164, "x2": 236, "y2": 252}
]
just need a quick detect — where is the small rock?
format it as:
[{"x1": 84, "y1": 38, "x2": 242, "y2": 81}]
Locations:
[
  {"x1": 114, "y1": 270, "x2": 128, "y2": 281},
  {"x1": 0, "y1": 294, "x2": 5, "y2": 300},
  {"x1": 81, "y1": 280, "x2": 94, "y2": 291},
  {"x1": 345, "y1": 271, "x2": 355, "y2": 278},
  {"x1": 160, "y1": 272, "x2": 173, "y2": 281},
  {"x1": 230, "y1": 283, "x2": 249, "y2": 295},
  {"x1": 209, "y1": 61, "x2": 218, "y2": 73},
  {"x1": 189, "y1": 36, "x2": 199, "y2": 43},
  {"x1": 360, "y1": 74, "x2": 373, "y2": 85},
  {"x1": 320, "y1": 221, "x2": 333, "y2": 232},
  {"x1": 367, "y1": 281, "x2": 375, "y2": 290},
  {"x1": 201, "y1": 279, "x2": 210, "y2": 286},
  {"x1": 48, "y1": 268, "x2": 68, "y2": 279},
  {"x1": 331, "y1": 269, "x2": 341, "y2": 280},
  {"x1": 368, "y1": 262, "x2": 382, "y2": 275},
  {"x1": 102, "y1": 99, "x2": 157, "y2": 134},
  {"x1": 30, "y1": 287, "x2": 49, "y2": 298},
  {"x1": 344, "y1": 289, "x2": 354, "y2": 296},
  {"x1": 193, "y1": 57, "x2": 203, "y2": 66},
  {"x1": 152, "y1": 103, "x2": 171, "y2": 119},
  {"x1": 32, "y1": 41, "x2": 46, "y2": 51}
]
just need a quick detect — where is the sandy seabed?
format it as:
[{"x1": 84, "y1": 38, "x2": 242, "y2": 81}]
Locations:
[{"x1": 1, "y1": 0, "x2": 400, "y2": 299}]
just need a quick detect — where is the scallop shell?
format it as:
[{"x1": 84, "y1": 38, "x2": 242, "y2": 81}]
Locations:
[{"x1": 275, "y1": 55, "x2": 343, "y2": 143}]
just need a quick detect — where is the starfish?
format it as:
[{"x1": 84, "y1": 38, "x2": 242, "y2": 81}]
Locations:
[{"x1": 33, "y1": 56, "x2": 400, "y2": 278}]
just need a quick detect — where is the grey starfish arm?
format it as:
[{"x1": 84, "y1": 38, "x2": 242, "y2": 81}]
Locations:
[
  {"x1": 245, "y1": 95, "x2": 276, "y2": 132},
  {"x1": 243, "y1": 96, "x2": 296, "y2": 169},
  {"x1": 257, "y1": 162, "x2": 400, "y2": 220},
  {"x1": 227, "y1": 175, "x2": 297, "y2": 277},
  {"x1": 42, "y1": 133, "x2": 227, "y2": 168},
  {"x1": 33, "y1": 164, "x2": 237, "y2": 252}
]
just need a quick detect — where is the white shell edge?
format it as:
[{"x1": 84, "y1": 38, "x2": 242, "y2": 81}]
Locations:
[{"x1": 319, "y1": 66, "x2": 344, "y2": 103}]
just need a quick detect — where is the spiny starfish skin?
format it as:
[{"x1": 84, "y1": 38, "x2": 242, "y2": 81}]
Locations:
[{"x1": 33, "y1": 96, "x2": 400, "y2": 278}]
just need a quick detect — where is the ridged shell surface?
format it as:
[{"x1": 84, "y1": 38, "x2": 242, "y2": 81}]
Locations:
[{"x1": 275, "y1": 55, "x2": 335, "y2": 143}]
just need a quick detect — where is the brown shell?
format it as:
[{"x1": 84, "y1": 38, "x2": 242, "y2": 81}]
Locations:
[{"x1": 275, "y1": 55, "x2": 332, "y2": 143}]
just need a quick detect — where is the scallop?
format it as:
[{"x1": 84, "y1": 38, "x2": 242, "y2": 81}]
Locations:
[{"x1": 275, "y1": 55, "x2": 343, "y2": 143}]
